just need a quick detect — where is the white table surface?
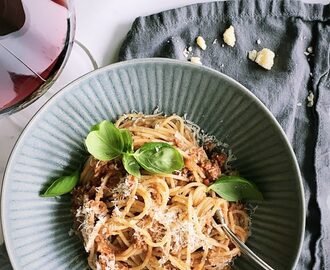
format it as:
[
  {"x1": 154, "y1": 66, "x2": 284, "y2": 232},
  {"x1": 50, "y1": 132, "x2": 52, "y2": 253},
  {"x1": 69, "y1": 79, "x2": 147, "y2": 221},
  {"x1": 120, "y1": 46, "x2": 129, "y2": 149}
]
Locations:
[{"x1": 0, "y1": 0, "x2": 328, "y2": 245}]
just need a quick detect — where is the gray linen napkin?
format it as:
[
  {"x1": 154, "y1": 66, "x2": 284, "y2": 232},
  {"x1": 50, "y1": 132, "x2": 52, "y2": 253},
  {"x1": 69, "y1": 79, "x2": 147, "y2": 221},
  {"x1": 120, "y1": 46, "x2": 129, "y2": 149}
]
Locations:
[
  {"x1": 0, "y1": 245, "x2": 11, "y2": 270},
  {"x1": 119, "y1": 0, "x2": 330, "y2": 269}
]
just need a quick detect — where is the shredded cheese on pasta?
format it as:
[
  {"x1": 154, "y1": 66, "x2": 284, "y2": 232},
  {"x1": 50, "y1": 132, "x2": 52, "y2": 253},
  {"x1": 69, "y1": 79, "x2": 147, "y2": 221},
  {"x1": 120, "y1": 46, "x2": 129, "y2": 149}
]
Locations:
[{"x1": 72, "y1": 114, "x2": 249, "y2": 270}]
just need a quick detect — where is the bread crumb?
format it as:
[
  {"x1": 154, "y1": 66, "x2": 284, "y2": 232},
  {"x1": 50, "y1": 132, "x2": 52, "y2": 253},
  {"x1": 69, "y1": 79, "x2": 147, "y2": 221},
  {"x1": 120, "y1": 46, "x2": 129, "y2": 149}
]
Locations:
[
  {"x1": 212, "y1": 39, "x2": 217, "y2": 44},
  {"x1": 190, "y1": 57, "x2": 202, "y2": 65},
  {"x1": 256, "y1": 39, "x2": 261, "y2": 45},
  {"x1": 196, "y1": 36, "x2": 207, "y2": 50},
  {"x1": 297, "y1": 102, "x2": 302, "y2": 107},
  {"x1": 248, "y1": 50, "x2": 258, "y2": 61},
  {"x1": 188, "y1": 46, "x2": 192, "y2": 52},
  {"x1": 304, "y1": 51, "x2": 310, "y2": 56},
  {"x1": 223, "y1": 25, "x2": 236, "y2": 47},
  {"x1": 254, "y1": 48, "x2": 275, "y2": 70}
]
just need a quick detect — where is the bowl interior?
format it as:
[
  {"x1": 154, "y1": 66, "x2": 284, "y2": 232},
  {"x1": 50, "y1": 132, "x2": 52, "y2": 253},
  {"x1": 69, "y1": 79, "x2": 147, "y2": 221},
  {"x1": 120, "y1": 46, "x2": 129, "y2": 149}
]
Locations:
[{"x1": 1, "y1": 58, "x2": 304, "y2": 270}]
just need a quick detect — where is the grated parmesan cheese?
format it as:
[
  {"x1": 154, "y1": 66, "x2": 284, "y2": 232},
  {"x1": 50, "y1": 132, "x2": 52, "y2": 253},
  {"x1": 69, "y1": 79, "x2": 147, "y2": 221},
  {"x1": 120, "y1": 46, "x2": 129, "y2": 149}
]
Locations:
[
  {"x1": 196, "y1": 36, "x2": 207, "y2": 50},
  {"x1": 254, "y1": 48, "x2": 275, "y2": 70},
  {"x1": 159, "y1": 256, "x2": 168, "y2": 266},
  {"x1": 112, "y1": 205, "x2": 123, "y2": 217},
  {"x1": 223, "y1": 26, "x2": 236, "y2": 47},
  {"x1": 170, "y1": 220, "x2": 212, "y2": 253},
  {"x1": 153, "y1": 208, "x2": 178, "y2": 226},
  {"x1": 68, "y1": 228, "x2": 75, "y2": 236},
  {"x1": 85, "y1": 216, "x2": 108, "y2": 252},
  {"x1": 307, "y1": 91, "x2": 314, "y2": 107},
  {"x1": 248, "y1": 50, "x2": 258, "y2": 61},
  {"x1": 111, "y1": 177, "x2": 131, "y2": 198},
  {"x1": 151, "y1": 207, "x2": 214, "y2": 254},
  {"x1": 183, "y1": 47, "x2": 190, "y2": 58},
  {"x1": 190, "y1": 57, "x2": 202, "y2": 65},
  {"x1": 99, "y1": 254, "x2": 117, "y2": 270}
]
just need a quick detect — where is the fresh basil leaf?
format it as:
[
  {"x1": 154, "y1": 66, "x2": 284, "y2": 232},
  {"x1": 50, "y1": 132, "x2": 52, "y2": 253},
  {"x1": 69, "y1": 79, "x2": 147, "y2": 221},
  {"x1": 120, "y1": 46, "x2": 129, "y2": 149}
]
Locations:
[
  {"x1": 133, "y1": 142, "x2": 184, "y2": 174},
  {"x1": 209, "y1": 175, "x2": 263, "y2": 202},
  {"x1": 90, "y1": 123, "x2": 100, "y2": 132},
  {"x1": 85, "y1": 120, "x2": 124, "y2": 161},
  {"x1": 41, "y1": 170, "x2": 79, "y2": 197},
  {"x1": 120, "y1": 129, "x2": 133, "y2": 153},
  {"x1": 123, "y1": 153, "x2": 140, "y2": 177}
]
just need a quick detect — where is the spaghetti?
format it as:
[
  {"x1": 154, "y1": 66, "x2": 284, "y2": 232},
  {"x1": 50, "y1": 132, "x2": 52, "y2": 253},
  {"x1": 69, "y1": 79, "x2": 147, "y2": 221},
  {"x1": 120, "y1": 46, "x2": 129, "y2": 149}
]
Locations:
[{"x1": 72, "y1": 114, "x2": 250, "y2": 270}]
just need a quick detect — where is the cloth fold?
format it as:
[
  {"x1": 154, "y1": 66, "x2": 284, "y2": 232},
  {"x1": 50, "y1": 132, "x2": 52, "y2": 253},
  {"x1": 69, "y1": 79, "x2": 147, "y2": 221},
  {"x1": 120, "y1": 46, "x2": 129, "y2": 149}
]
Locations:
[{"x1": 119, "y1": 0, "x2": 330, "y2": 269}]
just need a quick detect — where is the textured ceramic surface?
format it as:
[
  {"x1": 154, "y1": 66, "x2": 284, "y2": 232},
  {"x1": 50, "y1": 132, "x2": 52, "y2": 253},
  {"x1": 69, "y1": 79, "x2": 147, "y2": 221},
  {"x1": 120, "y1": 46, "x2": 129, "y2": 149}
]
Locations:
[{"x1": 1, "y1": 58, "x2": 304, "y2": 270}]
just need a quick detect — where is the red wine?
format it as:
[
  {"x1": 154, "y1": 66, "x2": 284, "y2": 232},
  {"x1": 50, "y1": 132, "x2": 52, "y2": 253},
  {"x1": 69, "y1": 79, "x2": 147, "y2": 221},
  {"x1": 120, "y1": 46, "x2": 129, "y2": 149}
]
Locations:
[{"x1": 0, "y1": 0, "x2": 72, "y2": 112}]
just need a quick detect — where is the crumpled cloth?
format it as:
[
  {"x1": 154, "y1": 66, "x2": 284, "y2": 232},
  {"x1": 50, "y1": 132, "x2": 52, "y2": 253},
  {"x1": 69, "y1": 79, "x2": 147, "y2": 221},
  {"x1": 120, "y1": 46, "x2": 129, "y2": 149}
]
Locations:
[{"x1": 119, "y1": 0, "x2": 330, "y2": 269}]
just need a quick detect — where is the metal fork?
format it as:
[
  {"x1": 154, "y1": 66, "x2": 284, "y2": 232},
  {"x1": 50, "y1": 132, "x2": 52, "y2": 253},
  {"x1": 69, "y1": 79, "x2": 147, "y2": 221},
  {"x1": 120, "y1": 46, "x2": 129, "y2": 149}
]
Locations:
[{"x1": 215, "y1": 209, "x2": 275, "y2": 270}]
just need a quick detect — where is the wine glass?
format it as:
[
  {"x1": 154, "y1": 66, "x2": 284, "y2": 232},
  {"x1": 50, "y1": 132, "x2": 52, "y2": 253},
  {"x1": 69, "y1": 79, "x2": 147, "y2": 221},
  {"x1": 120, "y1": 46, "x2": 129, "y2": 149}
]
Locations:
[{"x1": 0, "y1": 0, "x2": 76, "y2": 116}]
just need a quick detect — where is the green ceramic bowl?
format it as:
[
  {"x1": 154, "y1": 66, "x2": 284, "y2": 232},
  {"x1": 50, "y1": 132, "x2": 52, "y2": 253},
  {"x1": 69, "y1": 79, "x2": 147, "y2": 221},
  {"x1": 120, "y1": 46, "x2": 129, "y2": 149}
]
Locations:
[{"x1": 1, "y1": 58, "x2": 305, "y2": 270}]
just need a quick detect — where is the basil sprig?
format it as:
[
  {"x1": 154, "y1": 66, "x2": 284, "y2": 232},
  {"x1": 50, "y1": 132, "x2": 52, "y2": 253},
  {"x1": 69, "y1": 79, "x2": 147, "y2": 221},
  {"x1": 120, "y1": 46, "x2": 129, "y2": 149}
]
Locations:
[
  {"x1": 41, "y1": 120, "x2": 184, "y2": 198},
  {"x1": 133, "y1": 142, "x2": 184, "y2": 174},
  {"x1": 41, "y1": 170, "x2": 79, "y2": 197},
  {"x1": 209, "y1": 175, "x2": 263, "y2": 202},
  {"x1": 85, "y1": 120, "x2": 184, "y2": 177}
]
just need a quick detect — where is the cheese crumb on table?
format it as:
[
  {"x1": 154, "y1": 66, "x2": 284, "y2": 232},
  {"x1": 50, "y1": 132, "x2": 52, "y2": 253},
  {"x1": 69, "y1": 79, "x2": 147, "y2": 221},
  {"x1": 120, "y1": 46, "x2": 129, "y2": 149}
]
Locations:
[
  {"x1": 183, "y1": 47, "x2": 189, "y2": 58},
  {"x1": 307, "y1": 91, "x2": 314, "y2": 107},
  {"x1": 254, "y1": 48, "x2": 275, "y2": 70},
  {"x1": 223, "y1": 25, "x2": 236, "y2": 47},
  {"x1": 248, "y1": 50, "x2": 258, "y2": 61},
  {"x1": 304, "y1": 46, "x2": 314, "y2": 56},
  {"x1": 190, "y1": 57, "x2": 202, "y2": 65},
  {"x1": 256, "y1": 39, "x2": 261, "y2": 45},
  {"x1": 196, "y1": 36, "x2": 207, "y2": 50}
]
